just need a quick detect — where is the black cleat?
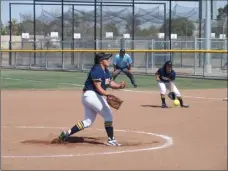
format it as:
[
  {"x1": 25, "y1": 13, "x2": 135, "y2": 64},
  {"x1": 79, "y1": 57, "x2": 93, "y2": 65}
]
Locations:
[
  {"x1": 58, "y1": 131, "x2": 70, "y2": 141},
  {"x1": 181, "y1": 104, "x2": 189, "y2": 108},
  {"x1": 162, "y1": 103, "x2": 168, "y2": 108}
]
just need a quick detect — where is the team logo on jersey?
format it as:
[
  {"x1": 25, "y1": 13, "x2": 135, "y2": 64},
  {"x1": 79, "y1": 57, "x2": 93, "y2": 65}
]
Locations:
[
  {"x1": 161, "y1": 76, "x2": 171, "y2": 81},
  {"x1": 105, "y1": 78, "x2": 110, "y2": 85}
]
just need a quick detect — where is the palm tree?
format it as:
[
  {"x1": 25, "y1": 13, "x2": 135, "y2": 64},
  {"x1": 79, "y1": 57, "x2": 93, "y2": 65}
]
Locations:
[{"x1": 9, "y1": 19, "x2": 19, "y2": 35}]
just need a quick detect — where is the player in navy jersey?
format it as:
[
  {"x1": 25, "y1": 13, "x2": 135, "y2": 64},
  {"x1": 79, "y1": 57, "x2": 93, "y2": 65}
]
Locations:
[
  {"x1": 155, "y1": 61, "x2": 189, "y2": 108},
  {"x1": 56, "y1": 52, "x2": 126, "y2": 146}
]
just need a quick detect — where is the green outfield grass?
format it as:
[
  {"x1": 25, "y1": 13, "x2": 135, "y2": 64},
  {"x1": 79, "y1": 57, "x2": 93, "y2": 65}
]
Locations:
[{"x1": 0, "y1": 69, "x2": 227, "y2": 90}]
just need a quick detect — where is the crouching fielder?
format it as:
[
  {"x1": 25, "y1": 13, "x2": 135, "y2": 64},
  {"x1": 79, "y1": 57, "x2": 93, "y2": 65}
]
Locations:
[
  {"x1": 155, "y1": 61, "x2": 189, "y2": 108},
  {"x1": 56, "y1": 52, "x2": 126, "y2": 146}
]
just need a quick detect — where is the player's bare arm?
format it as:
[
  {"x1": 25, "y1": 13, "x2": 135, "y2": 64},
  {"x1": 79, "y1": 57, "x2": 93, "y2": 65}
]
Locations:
[
  {"x1": 109, "y1": 80, "x2": 126, "y2": 89},
  {"x1": 155, "y1": 71, "x2": 160, "y2": 81},
  {"x1": 156, "y1": 74, "x2": 160, "y2": 81}
]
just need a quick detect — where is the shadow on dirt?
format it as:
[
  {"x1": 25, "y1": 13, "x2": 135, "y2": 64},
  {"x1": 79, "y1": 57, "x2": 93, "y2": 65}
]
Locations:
[
  {"x1": 21, "y1": 136, "x2": 160, "y2": 147},
  {"x1": 21, "y1": 136, "x2": 105, "y2": 146},
  {"x1": 141, "y1": 105, "x2": 172, "y2": 108},
  {"x1": 141, "y1": 104, "x2": 162, "y2": 108}
]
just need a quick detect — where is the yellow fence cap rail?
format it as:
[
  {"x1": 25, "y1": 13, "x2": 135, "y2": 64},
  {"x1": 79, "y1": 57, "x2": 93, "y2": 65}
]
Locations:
[{"x1": 1, "y1": 49, "x2": 228, "y2": 53}]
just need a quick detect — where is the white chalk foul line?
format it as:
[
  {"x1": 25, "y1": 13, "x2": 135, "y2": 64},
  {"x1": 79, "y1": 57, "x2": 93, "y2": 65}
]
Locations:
[
  {"x1": 122, "y1": 89, "x2": 225, "y2": 101},
  {"x1": 1, "y1": 125, "x2": 173, "y2": 159},
  {"x1": 2, "y1": 77, "x2": 226, "y2": 100}
]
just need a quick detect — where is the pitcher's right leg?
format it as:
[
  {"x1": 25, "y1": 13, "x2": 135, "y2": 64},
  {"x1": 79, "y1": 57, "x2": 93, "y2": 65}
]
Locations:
[
  {"x1": 82, "y1": 91, "x2": 120, "y2": 146},
  {"x1": 96, "y1": 95, "x2": 121, "y2": 146}
]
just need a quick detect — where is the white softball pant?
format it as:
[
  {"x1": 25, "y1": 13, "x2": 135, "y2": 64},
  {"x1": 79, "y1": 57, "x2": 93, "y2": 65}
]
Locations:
[
  {"x1": 81, "y1": 90, "x2": 113, "y2": 128},
  {"x1": 157, "y1": 81, "x2": 181, "y2": 97}
]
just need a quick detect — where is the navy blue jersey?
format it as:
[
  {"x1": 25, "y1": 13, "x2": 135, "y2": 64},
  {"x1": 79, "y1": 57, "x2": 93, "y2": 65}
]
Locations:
[
  {"x1": 156, "y1": 68, "x2": 176, "y2": 83},
  {"x1": 83, "y1": 65, "x2": 112, "y2": 95}
]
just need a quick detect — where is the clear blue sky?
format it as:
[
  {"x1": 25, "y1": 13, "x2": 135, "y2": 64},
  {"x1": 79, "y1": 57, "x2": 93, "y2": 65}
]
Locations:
[{"x1": 1, "y1": 0, "x2": 227, "y2": 25}]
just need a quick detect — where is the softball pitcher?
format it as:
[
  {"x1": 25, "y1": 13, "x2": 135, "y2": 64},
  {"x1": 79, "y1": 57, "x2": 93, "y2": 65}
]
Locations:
[
  {"x1": 56, "y1": 52, "x2": 126, "y2": 146},
  {"x1": 155, "y1": 61, "x2": 189, "y2": 108}
]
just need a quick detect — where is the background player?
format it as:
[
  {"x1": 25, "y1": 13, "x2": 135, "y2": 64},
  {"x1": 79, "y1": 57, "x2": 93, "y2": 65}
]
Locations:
[
  {"x1": 112, "y1": 49, "x2": 137, "y2": 88},
  {"x1": 155, "y1": 61, "x2": 189, "y2": 108},
  {"x1": 56, "y1": 52, "x2": 126, "y2": 146}
]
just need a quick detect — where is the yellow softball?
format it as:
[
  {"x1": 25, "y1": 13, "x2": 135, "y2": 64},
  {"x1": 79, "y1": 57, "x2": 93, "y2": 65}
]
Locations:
[{"x1": 173, "y1": 99, "x2": 180, "y2": 106}]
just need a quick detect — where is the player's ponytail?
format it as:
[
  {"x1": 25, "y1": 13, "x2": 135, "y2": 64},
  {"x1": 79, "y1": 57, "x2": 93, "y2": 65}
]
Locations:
[
  {"x1": 94, "y1": 57, "x2": 99, "y2": 64},
  {"x1": 94, "y1": 53, "x2": 101, "y2": 65}
]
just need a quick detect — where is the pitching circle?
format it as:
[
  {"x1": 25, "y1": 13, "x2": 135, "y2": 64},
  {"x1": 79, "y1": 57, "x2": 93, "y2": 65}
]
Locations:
[{"x1": 2, "y1": 126, "x2": 174, "y2": 159}]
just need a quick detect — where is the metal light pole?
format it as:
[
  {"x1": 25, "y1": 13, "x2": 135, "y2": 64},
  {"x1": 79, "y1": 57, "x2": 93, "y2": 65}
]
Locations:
[
  {"x1": 71, "y1": 5, "x2": 75, "y2": 65},
  {"x1": 0, "y1": 0, "x2": 2, "y2": 68},
  {"x1": 33, "y1": 0, "x2": 36, "y2": 65},
  {"x1": 8, "y1": 3, "x2": 12, "y2": 65},
  {"x1": 0, "y1": 0, "x2": 2, "y2": 140},
  {"x1": 204, "y1": 0, "x2": 212, "y2": 74},
  {"x1": 199, "y1": 0, "x2": 203, "y2": 68},
  {"x1": 94, "y1": 0, "x2": 97, "y2": 50},
  {"x1": 169, "y1": 0, "x2": 172, "y2": 61}
]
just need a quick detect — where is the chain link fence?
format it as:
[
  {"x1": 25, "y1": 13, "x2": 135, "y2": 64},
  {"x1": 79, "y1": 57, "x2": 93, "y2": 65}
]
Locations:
[{"x1": 1, "y1": 38, "x2": 227, "y2": 79}]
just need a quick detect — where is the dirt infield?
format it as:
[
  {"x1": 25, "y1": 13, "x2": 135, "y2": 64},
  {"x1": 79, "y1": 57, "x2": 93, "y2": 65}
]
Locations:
[{"x1": 1, "y1": 89, "x2": 227, "y2": 170}]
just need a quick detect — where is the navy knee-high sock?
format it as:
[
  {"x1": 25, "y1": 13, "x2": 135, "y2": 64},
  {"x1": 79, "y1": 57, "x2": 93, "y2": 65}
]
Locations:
[
  {"x1": 68, "y1": 121, "x2": 84, "y2": 135},
  {"x1": 104, "y1": 121, "x2": 114, "y2": 139},
  {"x1": 161, "y1": 94, "x2": 166, "y2": 104},
  {"x1": 177, "y1": 97, "x2": 184, "y2": 106}
]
